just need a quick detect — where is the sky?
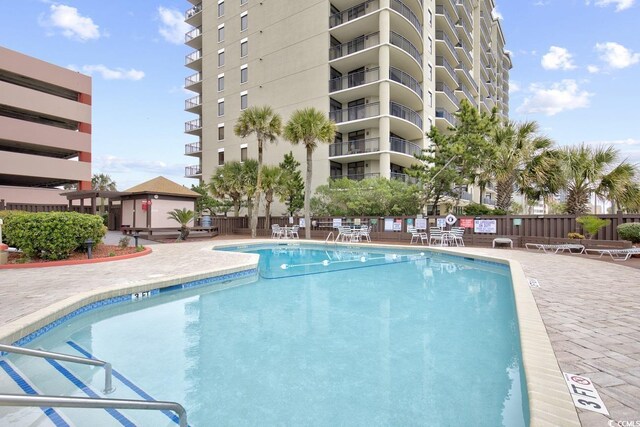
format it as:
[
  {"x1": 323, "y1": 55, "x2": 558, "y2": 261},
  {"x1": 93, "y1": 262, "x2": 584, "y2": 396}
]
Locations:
[{"x1": 0, "y1": 0, "x2": 638, "y2": 190}]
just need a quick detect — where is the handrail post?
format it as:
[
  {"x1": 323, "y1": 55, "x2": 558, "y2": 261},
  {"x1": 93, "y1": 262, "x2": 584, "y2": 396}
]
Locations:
[{"x1": 103, "y1": 363, "x2": 115, "y2": 394}]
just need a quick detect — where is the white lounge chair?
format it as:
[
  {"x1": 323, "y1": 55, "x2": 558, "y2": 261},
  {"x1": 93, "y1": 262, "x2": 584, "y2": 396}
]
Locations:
[
  {"x1": 585, "y1": 247, "x2": 640, "y2": 261},
  {"x1": 429, "y1": 227, "x2": 444, "y2": 246},
  {"x1": 525, "y1": 243, "x2": 585, "y2": 254},
  {"x1": 408, "y1": 226, "x2": 428, "y2": 245}
]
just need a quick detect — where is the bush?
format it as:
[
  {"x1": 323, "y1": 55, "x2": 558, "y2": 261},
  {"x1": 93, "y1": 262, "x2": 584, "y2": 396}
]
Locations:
[
  {"x1": 462, "y1": 203, "x2": 492, "y2": 216},
  {"x1": 576, "y1": 215, "x2": 610, "y2": 239},
  {"x1": 118, "y1": 236, "x2": 131, "y2": 249},
  {"x1": 0, "y1": 210, "x2": 29, "y2": 246},
  {"x1": 4, "y1": 211, "x2": 106, "y2": 260},
  {"x1": 617, "y1": 223, "x2": 640, "y2": 243}
]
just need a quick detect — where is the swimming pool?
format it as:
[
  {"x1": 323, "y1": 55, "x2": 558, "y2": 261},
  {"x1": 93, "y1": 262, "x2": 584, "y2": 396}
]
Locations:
[{"x1": 1, "y1": 244, "x2": 529, "y2": 426}]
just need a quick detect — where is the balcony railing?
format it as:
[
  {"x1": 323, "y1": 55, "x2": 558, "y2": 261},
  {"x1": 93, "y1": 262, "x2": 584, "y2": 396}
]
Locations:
[
  {"x1": 455, "y1": 63, "x2": 478, "y2": 92},
  {"x1": 390, "y1": 137, "x2": 422, "y2": 157},
  {"x1": 329, "y1": 102, "x2": 380, "y2": 123},
  {"x1": 435, "y1": 108, "x2": 457, "y2": 126},
  {"x1": 456, "y1": 0, "x2": 472, "y2": 25},
  {"x1": 435, "y1": 30, "x2": 456, "y2": 55},
  {"x1": 456, "y1": 39, "x2": 473, "y2": 65},
  {"x1": 329, "y1": 32, "x2": 380, "y2": 60},
  {"x1": 185, "y1": 165, "x2": 202, "y2": 177},
  {"x1": 185, "y1": 72, "x2": 201, "y2": 88},
  {"x1": 435, "y1": 5, "x2": 456, "y2": 32},
  {"x1": 390, "y1": 101, "x2": 422, "y2": 129},
  {"x1": 329, "y1": 0, "x2": 377, "y2": 28},
  {"x1": 389, "y1": 66, "x2": 423, "y2": 98},
  {"x1": 185, "y1": 95, "x2": 201, "y2": 110},
  {"x1": 332, "y1": 173, "x2": 380, "y2": 181},
  {"x1": 390, "y1": 0, "x2": 422, "y2": 36},
  {"x1": 435, "y1": 56, "x2": 456, "y2": 78},
  {"x1": 436, "y1": 81, "x2": 458, "y2": 105},
  {"x1": 391, "y1": 172, "x2": 418, "y2": 184},
  {"x1": 185, "y1": 3, "x2": 202, "y2": 19},
  {"x1": 483, "y1": 197, "x2": 496, "y2": 206},
  {"x1": 185, "y1": 50, "x2": 201, "y2": 65},
  {"x1": 460, "y1": 190, "x2": 472, "y2": 201},
  {"x1": 329, "y1": 138, "x2": 380, "y2": 156},
  {"x1": 185, "y1": 26, "x2": 201, "y2": 43},
  {"x1": 185, "y1": 141, "x2": 202, "y2": 155},
  {"x1": 185, "y1": 118, "x2": 201, "y2": 133},
  {"x1": 456, "y1": 83, "x2": 477, "y2": 107},
  {"x1": 390, "y1": 31, "x2": 422, "y2": 65},
  {"x1": 329, "y1": 67, "x2": 379, "y2": 92}
]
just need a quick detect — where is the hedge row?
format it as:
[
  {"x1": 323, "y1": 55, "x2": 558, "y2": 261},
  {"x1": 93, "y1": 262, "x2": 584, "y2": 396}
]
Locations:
[
  {"x1": 1, "y1": 211, "x2": 106, "y2": 260},
  {"x1": 617, "y1": 222, "x2": 640, "y2": 244}
]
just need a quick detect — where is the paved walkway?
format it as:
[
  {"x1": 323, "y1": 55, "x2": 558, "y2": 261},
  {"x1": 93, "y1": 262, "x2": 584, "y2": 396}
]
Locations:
[{"x1": 1, "y1": 237, "x2": 639, "y2": 425}]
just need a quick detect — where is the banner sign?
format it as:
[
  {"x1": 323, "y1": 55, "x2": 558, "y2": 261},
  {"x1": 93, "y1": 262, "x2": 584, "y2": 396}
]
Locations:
[
  {"x1": 459, "y1": 218, "x2": 474, "y2": 229},
  {"x1": 474, "y1": 219, "x2": 497, "y2": 233}
]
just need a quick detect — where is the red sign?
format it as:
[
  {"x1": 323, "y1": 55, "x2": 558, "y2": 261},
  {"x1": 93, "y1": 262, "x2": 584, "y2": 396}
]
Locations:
[{"x1": 459, "y1": 217, "x2": 474, "y2": 229}]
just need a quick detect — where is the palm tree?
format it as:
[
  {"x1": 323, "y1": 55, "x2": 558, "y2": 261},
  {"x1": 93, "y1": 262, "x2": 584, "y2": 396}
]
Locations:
[
  {"x1": 562, "y1": 144, "x2": 628, "y2": 214},
  {"x1": 91, "y1": 173, "x2": 117, "y2": 215},
  {"x1": 241, "y1": 159, "x2": 259, "y2": 223},
  {"x1": 260, "y1": 165, "x2": 282, "y2": 229},
  {"x1": 167, "y1": 208, "x2": 194, "y2": 241},
  {"x1": 284, "y1": 108, "x2": 337, "y2": 239},
  {"x1": 210, "y1": 162, "x2": 245, "y2": 216},
  {"x1": 488, "y1": 120, "x2": 557, "y2": 211},
  {"x1": 596, "y1": 162, "x2": 637, "y2": 212},
  {"x1": 234, "y1": 106, "x2": 283, "y2": 238}
]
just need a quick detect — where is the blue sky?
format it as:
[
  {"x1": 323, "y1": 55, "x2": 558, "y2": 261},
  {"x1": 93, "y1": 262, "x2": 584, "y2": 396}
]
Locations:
[{"x1": 0, "y1": 0, "x2": 638, "y2": 190}]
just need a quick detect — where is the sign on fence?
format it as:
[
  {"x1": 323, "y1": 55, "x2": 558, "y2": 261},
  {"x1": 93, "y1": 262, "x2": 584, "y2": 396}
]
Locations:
[
  {"x1": 459, "y1": 217, "x2": 474, "y2": 228},
  {"x1": 474, "y1": 219, "x2": 497, "y2": 233},
  {"x1": 415, "y1": 218, "x2": 427, "y2": 230},
  {"x1": 384, "y1": 218, "x2": 394, "y2": 231},
  {"x1": 332, "y1": 218, "x2": 342, "y2": 228}
]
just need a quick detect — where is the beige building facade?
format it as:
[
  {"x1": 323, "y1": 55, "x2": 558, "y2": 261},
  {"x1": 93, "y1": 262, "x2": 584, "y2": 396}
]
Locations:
[
  {"x1": 0, "y1": 46, "x2": 92, "y2": 205},
  {"x1": 183, "y1": 0, "x2": 510, "y2": 212}
]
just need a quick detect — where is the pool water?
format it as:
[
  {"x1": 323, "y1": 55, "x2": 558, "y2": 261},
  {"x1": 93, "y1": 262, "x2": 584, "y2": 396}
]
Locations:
[{"x1": 1, "y1": 245, "x2": 529, "y2": 426}]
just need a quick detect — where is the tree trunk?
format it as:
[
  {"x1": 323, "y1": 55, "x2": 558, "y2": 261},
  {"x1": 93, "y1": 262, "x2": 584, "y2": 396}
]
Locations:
[
  {"x1": 496, "y1": 178, "x2": 514, "y2": 211},
  {"x1": 305, "y1": 146, "x2": 312, "y2": 239},
  {"x1": 251, "y1": 138, "x2": 264, "y2": 239},
  {"x1": 264, "y1": 194, "x2": 272, "y2": 230}
]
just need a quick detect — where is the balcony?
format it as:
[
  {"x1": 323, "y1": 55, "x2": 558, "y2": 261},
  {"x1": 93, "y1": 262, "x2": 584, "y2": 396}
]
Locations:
[
  {"x1": 456, "y1": 18, "x2": 472, "y2": 47},
  {"x1": 185, "y1": 164, "x2": 202, "y2": 178},
  {"x1": 390, "y1": 0, "x2": 422, "y2": 37},
  {"x1": 483, "y1": 197, "x2": 496, "y2": 206},
  {"x1": 185, "y1": 141, "x2": 202, "y2": 156},
  {"x1": 390, "y1": 137, "x2": 422, "y2": 157},
  {"x1": 329, "y1": 67, "x2": 379, "y2": 93},
  {"x1": 329, "y1": 137, "x2": 380, "y2": 157},
  {"x1": 185, "y1": 49, "x2": 202, "y2": 70},
  {"x1": 435, "y1": 30, "x2": 457, "y2": 60},
  {"x1": 435, "y1": 108, "x2": 457, "y2": 127},
  {"x1": 391, "y1": 172, "x2": 418, "y2": 184},
  {"x1": 455, "y1": 63, "x2": 478, "y2": 94},
  {"x1": 185, "y1": 118, "x2": 202, "y2": 135},
  {"x1": 332, "y1": 172, "x2": 380, "y2": 181},
  {"x1": 390, "y1": 101, "x2": 422, "y2": 129},
  {"x1": 185, "y1": 26, "x2": 201, "y2": 48},
  {"x1": 329, "y1": 32, "x2": 380, "y2": 61},
  {"x1": 455, "y1": 83, "x2": 477, "y2": 108},
  {"x1": 389, "y1": 66, "x2": 422, "y2": 99},
  {"x1": 329, "y1": 102, "x2": 380, "y2": 124},
  {"x1": 185, "y1": 3, "x2": 202, "y2": 25},
  {"x1": 435, "y1": 5, "x2": 456, "y2": 36},
  {"x1": 436, "y1": 81, "x2": 458, "y2": 109},
  {"x1": 329, "y1": 0, "x2": 378, "y2": 28},
  {"x1": 185, "y1": 95, "x2": 201, "y2": 112},
  {"x1": 390, "y1": 31, "x2": 422, "y2": 66},
  {"x1": 435, "y1": 55, "x2": 456, "y2": 83},
  {"x1": 456, "y1": 0, "x2": 472, "y2": 26},
  {"x1": 185, "y1": 72, "x2": 201, "y2": 92},
  {"x1": 456, "y1": 39, "x2": 473, "y2": 68}
]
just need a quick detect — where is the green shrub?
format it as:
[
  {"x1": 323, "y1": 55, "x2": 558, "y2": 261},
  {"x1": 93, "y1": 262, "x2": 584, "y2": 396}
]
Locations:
[
  {"x1": 118, "y1": 236, "x2": 131, "y2": 249},
  {"x1": 576, "y1": 215, "x2": 610, "y2": 239},
  {"x1": 463, "y1": 203, "x2": 492, "y2": 216},
  {"x1": 4, "y1": 211, "x2": 106, "y2": 260},
  {"x1": 617, "y1": 223, "x2": 640, "y2": 243},
  {"x1": 568, "y1": 232, "x2": 585, "y2": 239},
  {"x1": 0, "y1": 210, "x2": 28, "y2": 246}
]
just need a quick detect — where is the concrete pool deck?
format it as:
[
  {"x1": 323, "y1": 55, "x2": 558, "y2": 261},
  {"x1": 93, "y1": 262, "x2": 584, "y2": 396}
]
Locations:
[{"x1": 1, "y1": 236, "x2": 639, "y2": 426}]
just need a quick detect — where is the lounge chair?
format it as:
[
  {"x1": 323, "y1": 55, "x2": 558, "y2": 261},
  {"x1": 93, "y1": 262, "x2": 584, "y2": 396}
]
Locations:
[
  {"x1": 585, "y1": 247, "x2": 640, "y2": 261},
  {"x1": 525, "y1": 243, "x2": 585, "y2": 254},
  {"x1": 408, "y1": 226, "x2": 428, "y2": 245}
]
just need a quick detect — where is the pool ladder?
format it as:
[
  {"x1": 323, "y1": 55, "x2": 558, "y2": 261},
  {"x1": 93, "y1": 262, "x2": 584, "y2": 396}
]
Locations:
[
  {"x1": 0, "y1": 344, "x2": 188, "y2": 426},
  {"x1": 325, "y1": 231, "x2": 335, "y2": 244}
]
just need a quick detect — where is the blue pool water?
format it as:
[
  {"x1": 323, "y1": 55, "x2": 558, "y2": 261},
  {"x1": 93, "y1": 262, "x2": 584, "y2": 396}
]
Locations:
[{"x1": 2, "y1": 244, "x2": 529, "y2": 426}]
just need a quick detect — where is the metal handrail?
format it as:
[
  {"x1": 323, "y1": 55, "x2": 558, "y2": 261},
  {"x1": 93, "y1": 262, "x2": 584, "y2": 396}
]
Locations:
[
  {"x1": 0, "y1": 394, "x2": 187, "y2": 427},
  {"x1": 0, "y1": 344, "x2": 114, "y2": 394},
  {"x1": 325, "y1": 231, "x2": 334, "y2": 244}
]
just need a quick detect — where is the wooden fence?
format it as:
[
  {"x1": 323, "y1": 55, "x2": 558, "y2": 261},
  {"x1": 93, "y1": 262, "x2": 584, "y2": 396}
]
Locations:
[{"x1": 0, "y1": 200, "x2": 93, "y2": 214}]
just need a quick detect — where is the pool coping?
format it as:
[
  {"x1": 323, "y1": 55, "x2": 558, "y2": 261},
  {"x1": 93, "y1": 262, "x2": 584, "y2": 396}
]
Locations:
[{"x1": 1, "y1": 239, "x2": 580, "y2": 426}]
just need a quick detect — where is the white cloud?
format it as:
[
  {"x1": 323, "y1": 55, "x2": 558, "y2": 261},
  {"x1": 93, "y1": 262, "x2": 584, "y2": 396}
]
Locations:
[
  {"x1": 43, "y1": 4, "x2": 100, "y2": 41},
  {"x1": 533, "y1": 1, "x2": 551, "y2": 5},
  {"x1": 594, "y1": 0, "x2": 635, "y2": 11},
  {"x1": 491, "y1": 7, "x2": 503, "y2": 20},
  {"x1": 582, "y1": 138, "x2": 640, "y2": 164},
  {"x1": 517, "y1": 79, "x2": 593, "y2": 116},
  {"x1": 541, "y1": 46, "x2": 577, "y2": 70},
  {"x1": 595, "y1": 42, "x2": 640, "y2": 69},
  {"x1": 587, "y1": 65, "x2": 600, "y2": 73},
  {"x1": 509, "y1": 81, "x2": 521, "y2": 93},
  {"x1": 158, "y1": 6, "x2": 190, "y2": 45},
  {"x1": 70, "y1": 64, "x2": 145, "y2": 81}
]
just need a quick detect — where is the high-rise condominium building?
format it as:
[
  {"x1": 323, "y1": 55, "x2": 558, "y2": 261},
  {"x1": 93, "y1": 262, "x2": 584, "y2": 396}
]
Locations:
[
  {"x1": 0, "y1": 46, "x2": 92, "y2": 204},
  {"x1": 183, "y1": 0, "x2": 510, "y2": 211}
]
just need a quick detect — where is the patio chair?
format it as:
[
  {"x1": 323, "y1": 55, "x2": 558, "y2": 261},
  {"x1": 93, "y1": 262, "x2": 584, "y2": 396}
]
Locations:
[
  {"x1": 585, "y1": 247, "x2": 640, "y2": 261},
  {"x1": 359, "y1": 225, "x2": 371, "y2": 242},
  {"x1": 290, "y1": 225, "x2": 300, "y2": 239},
  {"x1": 408, "y1": 226, "x2": 428, "y2": 245},
  {"x1": 451, "y1": 227, "x2": 465, "y2": 246},
  {"x1": 429, "y1": 227, "x2": 444, "y2": 246},
  {"x1": 338, "y1": 226, "x2": 354, "y2": 242},
  {"x1": 271, "y1": 224, "x2": 284, "y2": 239}
]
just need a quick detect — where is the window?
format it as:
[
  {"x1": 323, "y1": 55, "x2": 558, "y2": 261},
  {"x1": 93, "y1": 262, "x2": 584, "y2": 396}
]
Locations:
[
  {"x1": 218, "y1": 0, "x2": 224, "y2": 17},
  {"x1": 240, "y1": 64, "x2": 248, "y2": 83},
  {"x1": 240, "y1": 38, "x2": 248, "y2": 57},
  {"x1": 218, "y1": 149, "x2": 225, "y2": 166},
  {"x1": 428, "y1": 91, "x2": 433, "y2": 107},
  {"x1": 218, "y1": 49, "x2": 225, "y2": 67},
  {"x1": 428, "y1": 64, "x2": 433, "y2": 81},
  {"x1": 240, "y1": 91, "x2": 248, "y2": 110},
  {"x1": 218, "y1": 124, "x2": 225, "y2": 140},
  {"x1": 428, "y1": 36, "x2": 433, "y2": 54},
  {"x1": 240, "y1": 12, "x2": 248, "y2": 31},
  {"x1": 217, "y1": 73, "x2": 224, "y2": 91},
  {"x1": 218, "y1": 24, "x2": 225, "y2": 42},
  {"x1": 218, "y1": 98, "x2": 225, "y2": 116},
  {"x1": 330, "y1": 161, "x2": 343, "y2": 179},
  {"x1": 428, "y1": 9, "x2": 433, "y2": 27},
  {"x1": 240, "y1": 0, "x2": 247, "y2": 5},
  {"x1": 240, "y1": 144, "x2": 248, "y2": 162},
  {"x1": 347, "y1": 161, "x2": 365, "y2": 180}
]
